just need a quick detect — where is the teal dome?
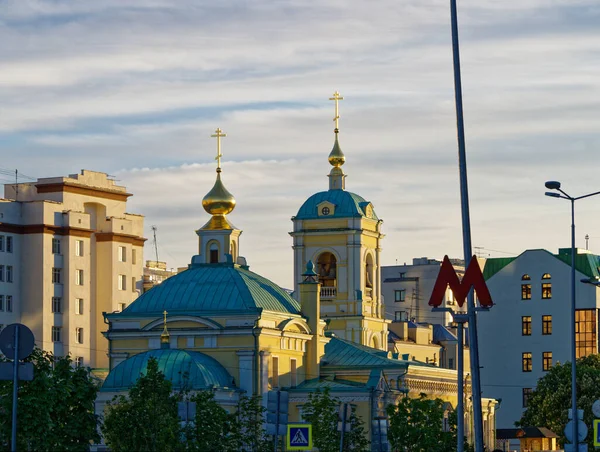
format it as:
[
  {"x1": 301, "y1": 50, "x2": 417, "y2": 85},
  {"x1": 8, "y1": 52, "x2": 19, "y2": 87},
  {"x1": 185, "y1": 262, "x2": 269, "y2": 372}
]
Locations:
[
  {"x1": 295, "y1": 190, "x2": 379, "y2": 220},
  {"x1": 123, "y1": 263, "x2": 300, "y2": 315},
  {"x1": 101, "y1": 349, "x2": 234, "y2": 392}
]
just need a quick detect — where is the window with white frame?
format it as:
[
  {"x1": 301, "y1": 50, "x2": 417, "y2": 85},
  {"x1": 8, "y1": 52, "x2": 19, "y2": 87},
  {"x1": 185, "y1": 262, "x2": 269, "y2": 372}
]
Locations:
[
  {"x1": 76, "y1": 328, "x2": 84, "y2": 344},
  {"x1": 118, "y1": 275, "x2": 126, "y2": 291},
  {"x1": 118, "y1": 246, "x2": 126, "y2": 262},
  {"x1": 6, "y1": 236, "x2": 12, "y2": 253},
  {"x1": 52, "y1": 238, "x2": 61, "y2": 254},
  {"x1": 52, "y1": 297, "x2": 62, "y2": 313},
  {"x1": 75, "y1": 298, "x2": 84, "y2": 315},
  {"x1": 6, "y1": 266, "x2": 12, "y2": 283},
  {"x1": 75, "y1": 357, "x2": 84, "y2": 368},
  {"x1": 76, "y1": 269, "x2": 84, "y2": 286},
  {"x1": 75, "y1": 240, "x2": 84, "y2": 257}
]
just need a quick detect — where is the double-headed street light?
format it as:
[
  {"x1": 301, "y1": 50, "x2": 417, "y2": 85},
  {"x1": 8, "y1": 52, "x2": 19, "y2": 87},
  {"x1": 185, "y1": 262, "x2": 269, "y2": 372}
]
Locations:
[{"x1": 545, "y1": 181, "x2": 600, "y2": 448}]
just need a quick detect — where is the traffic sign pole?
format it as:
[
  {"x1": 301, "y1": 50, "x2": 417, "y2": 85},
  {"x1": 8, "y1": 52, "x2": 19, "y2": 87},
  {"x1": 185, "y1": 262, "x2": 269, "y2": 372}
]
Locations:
[{"x1": 11, "y1": 324, "x2": 19, "y2": 452}]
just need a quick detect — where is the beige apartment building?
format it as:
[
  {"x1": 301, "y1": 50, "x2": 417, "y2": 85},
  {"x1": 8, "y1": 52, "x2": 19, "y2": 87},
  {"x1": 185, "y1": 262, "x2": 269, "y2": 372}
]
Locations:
[{"x1": 0, "y1": 170, "x2": 145, "y2": 370}]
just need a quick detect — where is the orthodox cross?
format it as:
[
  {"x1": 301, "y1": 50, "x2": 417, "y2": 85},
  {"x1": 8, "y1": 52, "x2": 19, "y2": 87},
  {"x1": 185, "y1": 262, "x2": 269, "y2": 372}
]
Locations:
[
  {"x1": 211, "y1": 128, "x2": 227, "y2": 170},
  {"x1": 163, "y1": 310, "x2": 168, "y2": 328},
  {"x1": 329, "y1": 91, "x2": 344, "y2": 131}
]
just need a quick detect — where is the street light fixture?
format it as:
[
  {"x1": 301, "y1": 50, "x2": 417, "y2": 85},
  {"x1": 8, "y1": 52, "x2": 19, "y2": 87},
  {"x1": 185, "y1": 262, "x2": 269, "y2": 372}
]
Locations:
[{"x1": 545, "y1": 181, "x2": 600, "y2": 448}]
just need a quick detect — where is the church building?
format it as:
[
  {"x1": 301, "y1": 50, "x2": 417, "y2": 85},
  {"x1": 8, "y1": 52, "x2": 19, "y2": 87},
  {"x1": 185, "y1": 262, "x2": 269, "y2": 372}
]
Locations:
[{"x1": 96, "y1": 94, "x2": 497, "y2": 449}]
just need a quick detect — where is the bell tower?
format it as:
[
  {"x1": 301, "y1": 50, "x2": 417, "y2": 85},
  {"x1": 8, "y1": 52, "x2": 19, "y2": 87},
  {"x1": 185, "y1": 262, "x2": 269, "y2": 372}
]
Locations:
[
  {"x1": 195, "y1": 128, "x2": 242, "y2": 265},
  {"x1": 290, "y1": 92, "x2": 389, "y2": 351}
]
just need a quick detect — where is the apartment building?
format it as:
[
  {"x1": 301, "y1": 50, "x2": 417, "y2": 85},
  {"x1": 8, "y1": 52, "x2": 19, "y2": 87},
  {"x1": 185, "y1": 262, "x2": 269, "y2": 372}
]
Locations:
[
  {"x1": 0, "y1": 170, "x2": 145, "y2": 369},
  {"x1": 479, "y1": 248, "x2": 600, "y2": 432}
]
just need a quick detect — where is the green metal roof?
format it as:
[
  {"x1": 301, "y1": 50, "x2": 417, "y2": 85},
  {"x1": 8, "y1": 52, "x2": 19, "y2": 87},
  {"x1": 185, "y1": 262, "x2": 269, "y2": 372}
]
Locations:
[
  {"x1": 121, "y1": 263, "x2": 300, "y2": 315},
  {"x1": 101, "y1": 349, "x2": 234, "y2": 392},
  {"x1": 483, "y1": 249, "x2": 600, "y2": 281},
  {"x1": 295, "y1": 190, "x2": 378, "y2": 220},
  {"x1": 323, "y1": 337, "x2": 408, "y2": 369}
]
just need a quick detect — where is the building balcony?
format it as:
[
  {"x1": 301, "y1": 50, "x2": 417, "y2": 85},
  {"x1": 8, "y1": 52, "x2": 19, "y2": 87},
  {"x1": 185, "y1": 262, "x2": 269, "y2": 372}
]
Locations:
[{"x1": 320, "y1": 287, "x2": 337, "y2": 299}]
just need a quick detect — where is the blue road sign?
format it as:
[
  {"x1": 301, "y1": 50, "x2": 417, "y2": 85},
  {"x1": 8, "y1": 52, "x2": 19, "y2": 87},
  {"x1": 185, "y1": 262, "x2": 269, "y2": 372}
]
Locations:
[{"x1": 287, "y1": 424, "x2": 312, "y2": 451}]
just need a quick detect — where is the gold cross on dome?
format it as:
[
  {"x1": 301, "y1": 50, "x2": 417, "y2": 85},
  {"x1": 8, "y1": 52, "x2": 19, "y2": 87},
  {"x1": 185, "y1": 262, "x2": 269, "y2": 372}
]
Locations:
[
  {"x1": 163, "y1": 310, "x2": 168, "y2": 324},
  {"x1": 329, "y1": 91, "x2": 344, "y2": 130},
  {"x1": 211, "y1": 128, "x2": 227, "y2": 169}
]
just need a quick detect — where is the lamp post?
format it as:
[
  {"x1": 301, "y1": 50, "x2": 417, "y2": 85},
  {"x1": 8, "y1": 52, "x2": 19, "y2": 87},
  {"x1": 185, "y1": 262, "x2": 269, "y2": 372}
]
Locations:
[{"x1": 544, "y1": 181, "x2": 600, "y2": 448}]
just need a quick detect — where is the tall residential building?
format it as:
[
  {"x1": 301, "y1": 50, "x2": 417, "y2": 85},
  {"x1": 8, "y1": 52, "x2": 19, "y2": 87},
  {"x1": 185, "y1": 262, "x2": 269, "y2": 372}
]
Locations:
[
  {"x1": 0, "y1": 170, "x2": 145, "y2": 369},
  {"x1": 479, "y1": 248, "x2": 600, "y2": 433}
]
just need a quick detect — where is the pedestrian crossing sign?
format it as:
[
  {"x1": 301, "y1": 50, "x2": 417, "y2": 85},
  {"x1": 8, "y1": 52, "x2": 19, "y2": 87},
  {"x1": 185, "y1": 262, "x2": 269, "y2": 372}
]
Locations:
[
  {"x1": 594, "y1": 419, "x2": 600, "y2": 447},
  {"x1": 287, "y1": 423, "x2": 312, "y2": 450}
]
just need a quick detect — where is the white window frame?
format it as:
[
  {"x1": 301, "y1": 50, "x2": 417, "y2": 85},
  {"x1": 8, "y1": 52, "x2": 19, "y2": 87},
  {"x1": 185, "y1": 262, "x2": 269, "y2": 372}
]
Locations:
[
  {"x1": 52, "y1": 238, "x2": 61, "y2": 255},
  {"x1": 75, "y1": 298, "x2": 84, "y2": 315},
  {"x1": 75, "y1": 357, "x2": 84, "y2": 368},
  {"x1": 118, "y1": 274, "x2": 126, "y2": 291},
  {"x1": 75, "y1": 240, "x2": 84, "y2": 257},
  {"x1": 76, "y1": 269, "x2": 84, "y2": 286},
  {"x1": 118, "y1": 246, "x2": 127, "y2": 262}
]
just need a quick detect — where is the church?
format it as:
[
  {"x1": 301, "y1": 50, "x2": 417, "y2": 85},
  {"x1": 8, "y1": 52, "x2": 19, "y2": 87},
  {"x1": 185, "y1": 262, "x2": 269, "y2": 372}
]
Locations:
[{"x1": 96, "y1": 93, "x2": 497, "y2": 449}]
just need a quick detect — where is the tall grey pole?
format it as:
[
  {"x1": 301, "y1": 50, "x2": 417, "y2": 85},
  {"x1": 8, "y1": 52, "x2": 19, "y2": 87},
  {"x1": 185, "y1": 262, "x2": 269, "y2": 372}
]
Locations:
[
  {"x1": 449, "y1": 0, "x2": 484, "y2": 450},
  {"x1": 457, "y1": 322, "x2": 464, "y2": 452},
  {"x1": 11, "y1": 324, "x2": 19, "y2": 452},
  {"x1": 570, "y1": 199, "x2": 578, "y2": 447}
]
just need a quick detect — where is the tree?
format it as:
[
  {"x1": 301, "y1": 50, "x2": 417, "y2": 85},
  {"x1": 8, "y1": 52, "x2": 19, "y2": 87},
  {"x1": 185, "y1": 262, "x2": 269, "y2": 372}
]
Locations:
[
  {"x1": 518, "y1": 354, "x2": 600, "y2": 449},
  {"x1": 0, "y1": 348, "x2": 100, "y2": 451},
  {"x1": 235, "y1": 395, "x2": 271, "y2": 452},
  {"x1": 102, "y1": 358, "x2": 183, "y2": 452},
  {"x1": 387, "y1": 393, "x2": 458, "y2": 452},
  {"x1": 301, "y1": 388, "x2": 369, "y2": 452}
]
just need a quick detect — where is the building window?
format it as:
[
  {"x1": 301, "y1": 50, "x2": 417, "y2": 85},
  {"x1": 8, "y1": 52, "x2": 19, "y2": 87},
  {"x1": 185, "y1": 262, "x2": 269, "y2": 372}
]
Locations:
[
  {"x1": 6, "y1": 266, "x2": 12, "y2": 283},
  {"x1": 542, "y1": 352, "x2": 552, "y2": 371},
  {"x1": 290, "y1": 358, "x2": 297, "y2": 388},
  {"x1": 0, "y1": 295, "x2": 4, "y2": 311},
  {"x1": 75, "y1": 357, "x2": 84, "y2": 368},
  {"x1": 76, "y1": 328, "x2": 84, "y2": 344},
  {"x1": 52, "y1": 268, "x2": 61, "y2": 284},
  {"x1": 52, "y1": 326, "x2": 61, "y2": 342},
  {"x1": 522, "y1": 352, "x2": 532, "y2": 372},
  {"x1": 522, "y1": 274, "x2": 531, "y2": 280},
  {"x1": 395, "y1": 311, "x2": 408, "y2": 322},
  {"x1": 521, "y1": 284, "x2": 531, "y2": 300},
  {"x1": 522, "y1": 316, "x2": 532, "y2": 336},
  {"x1": 542, "y1": 315, "x2": 552, "y2": 335},
  {"x1": 6, "y1": 237, "x2": 12, "y2": 253},
  {"x1": 394, "y1": 289, "x2": 406, "y2": 302},
  {"x1": 541, "y1": 283, "x2": 552, "y2": 299},
  {"x1": 523, "y1": 388, "x2": 533, "y2": 407},
  {"x1": 75, "y1": 240, "x2": 84, "y2": 257},
  {"x1": 0, "y1": 236, "x2": 3, "y2": 251},
  {"x1": 132, "y1": 249, "x2": 137, "y2": 265},
  {"x1": 576, "y1": 309, "x2": 597, "y2": 358},
  {"x1": 75, "y1": 269, "x2": 84, "y2": 286},
  {"x1": 210, "y1": 249, "x2": 219, "y2": 264},
  {"x1": 119, "y1": 303, "x2": 127, "y2": 312},
  {"x1": 6, "y1": 296, "x2": 11, "y2": 312},
  {"x1": 118, "y1": 275, "x2": 126, "y2": 291},
  {"x1": 118, "y1": 246, "x2": 126, "y2": 262},
  {"x1": 272, "y1": 356, "x2": 279, "y2": 388},
  {"x1": 448, "y1": 358, "x2": 454, "y2": 369},
  {"x1": 52, "y1": 297, "x2": 62, "y2": 313},
  {"x1": 542, "y1": 273, "x2": 551, "y2": 280},
  {"x1": 75, "y1": 298, "x2": 84, "y2": 315},
  {"x1": 131, "y1": 276, "x2": 136, "y2": 292},
  {"x1": 52, "y1": 238, "x2": 61, "y2": 255},
  {"x1": 0, "y1": 265, "x2": 4, "y2": 282}
]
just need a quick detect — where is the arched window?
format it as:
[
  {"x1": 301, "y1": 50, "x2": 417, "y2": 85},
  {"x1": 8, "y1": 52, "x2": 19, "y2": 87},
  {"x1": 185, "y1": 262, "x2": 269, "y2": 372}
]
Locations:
[
  {"x1": 542, "y1": 273, "x2": 551, "y2": 280},
  {"x1": 317, "y1": 252, "x2": 337, "y2": 299},
  {"x1": 370, "y1": 334, "x2": 380, "y2": 350},
  {"x1": 522, "y1": 274, "x2": 531, "y2": 281},
  {"x1": 207, "y1": 241, "x2": 219, "y2": 264}
]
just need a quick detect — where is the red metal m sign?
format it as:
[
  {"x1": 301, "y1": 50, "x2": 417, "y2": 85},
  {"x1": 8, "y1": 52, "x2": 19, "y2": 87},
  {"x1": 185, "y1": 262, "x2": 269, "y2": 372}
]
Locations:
[{"x1": 428, "y1": 255, "x2": 493, "y2": 308}]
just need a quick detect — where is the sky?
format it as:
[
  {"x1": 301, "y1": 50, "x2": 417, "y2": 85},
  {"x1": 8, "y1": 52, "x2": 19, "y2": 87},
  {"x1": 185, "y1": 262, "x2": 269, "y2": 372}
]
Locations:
[{"x1": 2, "y1": 0, "x2": 600, "y2": 289}]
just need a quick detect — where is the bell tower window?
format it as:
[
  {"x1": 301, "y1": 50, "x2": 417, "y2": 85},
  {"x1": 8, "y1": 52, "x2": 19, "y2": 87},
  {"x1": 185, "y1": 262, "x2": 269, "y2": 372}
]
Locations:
[
  {"x1": 365, "y1": 253, "x2": 375, "y2": 299},
  {"x1": 317, "y1": 252, "x2": 337, "y2": 299},
  {"x1": 210, "y1": 249, "x2": 219, "y2": 263}
]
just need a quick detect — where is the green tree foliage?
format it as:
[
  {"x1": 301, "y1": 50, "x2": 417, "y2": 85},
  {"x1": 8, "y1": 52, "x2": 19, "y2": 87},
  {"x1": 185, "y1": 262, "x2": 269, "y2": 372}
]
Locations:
[
  {"x1": 518, "y1": 354, "x2": 600, "y2": 448},
  {"x1": 301, "y1": 388, "x2": 369, "y2": 452},
  {"x1": 102, "y1": 358, "x2": 182, "y2": 452},
  {"x1": 235, "y1": 395, "x2": 271, "y2": 452},
  {"x1": 0, "y1": 348, "x2": 100, "y2": 451},
  {"x1": 183, "y1": 391, "x2": 237, "y2": 451},
  {"x1": 387, "y1": 393, "x2": 458, "y2": 452}
]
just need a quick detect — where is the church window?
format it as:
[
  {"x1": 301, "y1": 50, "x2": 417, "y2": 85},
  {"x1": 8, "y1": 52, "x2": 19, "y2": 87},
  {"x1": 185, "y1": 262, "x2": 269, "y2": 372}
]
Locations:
[
  {"x1": 271, "y1": 356, "x2": 279, "y2": 388},
  {"x1": 321, "y1": 206, "x2": 330, "y2": 215},
  {"x1": 317, "y1": 252, "x2": 337, "y2": 298},
  {"x1": 210, "y1": 249, "x2": 219, "y2": 263}
]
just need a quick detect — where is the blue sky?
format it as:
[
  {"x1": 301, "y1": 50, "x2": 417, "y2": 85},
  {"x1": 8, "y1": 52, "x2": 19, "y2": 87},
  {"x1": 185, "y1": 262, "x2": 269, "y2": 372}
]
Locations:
[{"x1": 2, "y1": 0, "x2": 600, "y2": 288}]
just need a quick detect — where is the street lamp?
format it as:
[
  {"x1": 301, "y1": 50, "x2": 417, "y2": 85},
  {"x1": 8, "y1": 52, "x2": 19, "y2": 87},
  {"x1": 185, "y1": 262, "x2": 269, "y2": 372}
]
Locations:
[{"x1": 545, "y1": 181, "x2": 600, "y2": 448}]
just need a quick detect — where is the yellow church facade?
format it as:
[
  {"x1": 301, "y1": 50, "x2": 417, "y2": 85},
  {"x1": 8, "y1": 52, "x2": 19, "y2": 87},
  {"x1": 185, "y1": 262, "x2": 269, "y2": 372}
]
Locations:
[{"x1": 96, "y1": 94, "x2": 497, "y2": 450}]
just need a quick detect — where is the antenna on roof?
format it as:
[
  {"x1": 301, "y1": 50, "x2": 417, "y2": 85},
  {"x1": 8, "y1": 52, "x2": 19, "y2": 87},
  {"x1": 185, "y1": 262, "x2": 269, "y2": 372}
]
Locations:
[{"x1": 151, "y1": 226, "x2": 159, "y2": 262}]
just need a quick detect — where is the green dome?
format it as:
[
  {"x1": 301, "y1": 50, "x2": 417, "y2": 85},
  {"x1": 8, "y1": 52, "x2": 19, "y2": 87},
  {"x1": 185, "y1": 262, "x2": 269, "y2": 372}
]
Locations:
[
  {"x1": 101, "y1": 349, "x2": 234, "y2": 391},
  {"x1": 295, "y1": 190, "x2": 378, "y2": 220},
  {"x1": 122, "y1": 263, "x2": 300, "y2": 315}
]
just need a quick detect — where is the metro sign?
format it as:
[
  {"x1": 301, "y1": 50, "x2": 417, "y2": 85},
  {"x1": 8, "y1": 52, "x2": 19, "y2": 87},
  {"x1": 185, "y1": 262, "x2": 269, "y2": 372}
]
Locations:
[{"x1": 428, "y1": 255, "x2": 493, "y2": 308}]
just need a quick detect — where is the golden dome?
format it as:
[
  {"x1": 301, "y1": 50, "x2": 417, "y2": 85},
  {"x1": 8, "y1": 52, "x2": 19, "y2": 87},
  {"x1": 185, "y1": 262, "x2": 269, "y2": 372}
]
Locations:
[
  {"x1": 202, "y1": 171, "x2": 236, "y2": 216},
  {"x1": 328, "y1": 134, "x2": 345, "y2": 168}
]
